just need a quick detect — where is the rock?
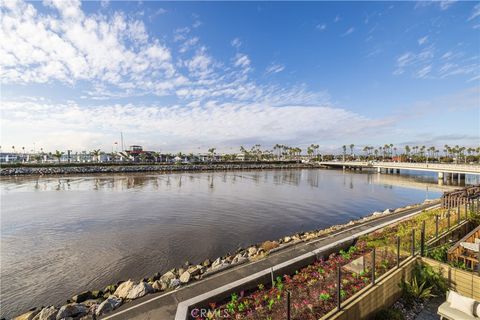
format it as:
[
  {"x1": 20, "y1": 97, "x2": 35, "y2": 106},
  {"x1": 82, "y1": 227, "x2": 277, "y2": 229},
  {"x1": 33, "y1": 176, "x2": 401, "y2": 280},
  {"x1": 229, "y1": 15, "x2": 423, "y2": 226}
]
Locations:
[
  {"x1": 147, "y1": 272, "x2": 161, "y2": 283},
  {"x1": 179, "y1": 271, "x2": 191, "y2": 283},
  {"x1": 114, "y1": 280, "x2": 136, "y2": 299},
  {"x1": 169, "y1": 279, "x2": 180, "y2": 288},
  {"x1": 55, "y1": 303, "x2": 88, "y2": 320},
  {"x1": 383, "y1": 209, "x2": 392, "y2": 215},
  {"x1": 232, "y1": 253, "x2": 247, "y2": 264},
  {"x1": 283, "y1": 236, "x2": 292, "y2": 243},
  {"x1": 103, "y1": 284, "x2": 117, "y2": 295},
  {"x1": 96, "y1": 295, "x2": 122, "y2": 317},
  {"x1": 202, "y1": 259, "x2": 211, "y2": 267},
  {"x1": 372, "y1": 211, "x2": 383, "y2": 216},
  {"x1": 71, "y1": 290, "x2": 102, "y2": 303},
  {"x1": 247, "y1": 247, "x2": 257, "y2": 257},
  {"x1": 160, "y1": 271, "x2": 176, "y2": 284},
  {"x1": 152, "y1": 280, "x2": 168, "y2": 292},
  {"x1": 178, "y1": 268, "x2": 185, "y2": 277},
  {"x1": 14, "y1": 310, "x2": 40, "y2": 320},
  {"x1": 32, "y1": 307, "x2": 57, "y2": 320},
  {"x1": 211, "y1": 258, "x2": 222, "y2": 269},
  {"x1": 126, "y1": 282, "x2": 153, "y2": 300},
  {"x1": 186, "y1": 265, "x2": 202, "y2": 276},
  {"x1": 81, "y1": 299, "x2": 103, "y2": 307}
]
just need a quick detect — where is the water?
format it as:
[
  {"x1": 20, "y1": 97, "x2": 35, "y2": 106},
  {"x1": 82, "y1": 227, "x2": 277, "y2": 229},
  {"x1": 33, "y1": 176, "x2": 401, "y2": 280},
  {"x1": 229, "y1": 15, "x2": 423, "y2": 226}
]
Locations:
[{"x1": 0, "y1": 168, "x2": 464, "y2": 317}]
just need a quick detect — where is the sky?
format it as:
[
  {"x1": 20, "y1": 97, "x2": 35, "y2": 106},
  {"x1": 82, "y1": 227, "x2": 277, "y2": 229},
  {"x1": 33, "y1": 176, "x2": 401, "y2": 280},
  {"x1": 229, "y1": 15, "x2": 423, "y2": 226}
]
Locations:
[{"x1": 0, "y1": 0, "x2": 479, "y2": 153}]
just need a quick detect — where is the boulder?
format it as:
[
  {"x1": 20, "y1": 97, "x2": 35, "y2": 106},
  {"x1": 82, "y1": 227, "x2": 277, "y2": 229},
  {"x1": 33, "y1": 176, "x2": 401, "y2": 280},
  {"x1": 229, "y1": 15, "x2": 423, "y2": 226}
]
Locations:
[
  {"x1": 152, "y1": 280, "x2": 168, "y2": 292},
  {"x1": 14, "y1": 310, "x2": 39, "y2": 320},
  {"x1": 114, "y1": 280, "x2": 136, "y2": 299},
  {"x1": 383, "y1": 209, "x2": 392, "y2": 215},
  {"x1": 55, "y1": 303, "x2": 88, "y2": 320},
  {"x1": 202, "y1": 259, "x2": 211, "y2": 267},
  {"x1": 32, "y1": 307, "x2": 57, "y2": 320},
  {"x1": 186, "y1": 265, "x2": 202, "y2": 276},
  {"x1": 211, "y1": 258, "x2": 222, "y2": 269},
  {"x1": 160, "y1": 271, "x2": 176, "y2": 284},
  {"x1": 169, "y1": 279, "x2": 180, "y2": 288},
  {"x1": 179, "y1": 271, "x2": 191, "y2": 283},
  {"x1": 247, "y1": 247, "x2": 257, "y2": 257},
  {"x1": 71, "y1": 290, "x2": 102, "y2": 303},
  {"x1": 103, "y1": 284, "x2": 117, "y2": 295},
  {"x1": 261, "y1": 241, "x2": 279, "y2": 251},
  {"x1": 283, "y1": 236, "x2": 292, "y2": 243},
  {"x1": 96, "y1": 295, "x2": 122, "y2": 317},
  {"x1": 126, "y1": 282, "x2": 153, "y2": 300}
]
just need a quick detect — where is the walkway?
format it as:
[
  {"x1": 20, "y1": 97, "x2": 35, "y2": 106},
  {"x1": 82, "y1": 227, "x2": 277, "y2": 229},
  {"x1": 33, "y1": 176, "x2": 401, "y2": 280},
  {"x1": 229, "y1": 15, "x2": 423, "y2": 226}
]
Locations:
[
  {"x1": 414, "y1": 297, "x2": 443, "y2": 320},
  {"x1": 103, "y1": 201, "x2": 440, "y2": 320},
  {"x1": 320, "y1": 161, "x2": 480, "y2": 175}
]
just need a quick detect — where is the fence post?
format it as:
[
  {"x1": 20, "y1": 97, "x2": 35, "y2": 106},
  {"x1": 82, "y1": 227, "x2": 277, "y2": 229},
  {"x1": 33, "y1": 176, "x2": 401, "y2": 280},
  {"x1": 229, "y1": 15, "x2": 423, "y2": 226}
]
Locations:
[
  {"x1": 371, "y1": 248, "x2": 376, "y2": 285},
  {"x1": 337, "y1": 266, "x2": 341, "y2": 311},
  {"x1": 457, "y1": 204, "x2": 460, "y2": 225},
  {"x1": 397, "y1": 236, "x2": 400, "y2": 268},
  {"x1": 465, "y1": 202, "x2": 468, "y2": 220},
  {"x1": 271, "y1": 267, "x2": 274, "y2": 288},
  {"x1": 447, "y1": 211, "x2": 451, "y2": 230},
  {"x1": 435, "y1": 215, "x2": 439, "y2": 238},
  {"x1": 411, "y1": 229, "x2": 415, "y2": 256},
  {"x1": 421, "y1": 223, "x2": 425, "y2": 257},
  {"x1": 287, "y1": 290, "x2": 291, "y2": 320}
]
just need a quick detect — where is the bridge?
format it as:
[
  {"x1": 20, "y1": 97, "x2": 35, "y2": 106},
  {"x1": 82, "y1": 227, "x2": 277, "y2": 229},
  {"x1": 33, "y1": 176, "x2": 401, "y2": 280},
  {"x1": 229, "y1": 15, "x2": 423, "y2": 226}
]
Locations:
[{"x1": 319, "y1": 161, "x2": 480, "y2": 183}]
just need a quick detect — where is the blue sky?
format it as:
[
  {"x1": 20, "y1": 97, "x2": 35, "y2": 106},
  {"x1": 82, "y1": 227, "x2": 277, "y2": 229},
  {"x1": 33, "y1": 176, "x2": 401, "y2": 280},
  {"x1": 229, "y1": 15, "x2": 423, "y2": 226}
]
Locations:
[{"x1": 1, "y1": 0, "x2": 479, "y2": 153}]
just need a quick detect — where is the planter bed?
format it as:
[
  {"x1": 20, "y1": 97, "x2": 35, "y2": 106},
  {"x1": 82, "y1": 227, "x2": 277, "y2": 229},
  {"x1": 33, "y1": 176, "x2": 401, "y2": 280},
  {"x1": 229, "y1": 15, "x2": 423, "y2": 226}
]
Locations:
[{"x1": 202, "y1": 241, "x2": 398, "y2": 320}]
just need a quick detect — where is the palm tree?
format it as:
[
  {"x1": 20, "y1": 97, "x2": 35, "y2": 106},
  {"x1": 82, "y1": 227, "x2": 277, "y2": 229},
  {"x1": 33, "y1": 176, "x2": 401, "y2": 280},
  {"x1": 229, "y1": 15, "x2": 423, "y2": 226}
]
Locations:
[
  {"x1": 53, "y1": 150, "x2": 64, "y2": 163},
  {"x1": 208, "y1": 148, "x2": 216, "y2": 160},
  {"x1": 342, "y1": 145, "x2": 347, "y2": 161},
  {"x1": 349, "y1": 144, "x2": 355, "y2": 159},
  {"x1": 91, "y1": 149, "x2": 101, "y2": 162}
]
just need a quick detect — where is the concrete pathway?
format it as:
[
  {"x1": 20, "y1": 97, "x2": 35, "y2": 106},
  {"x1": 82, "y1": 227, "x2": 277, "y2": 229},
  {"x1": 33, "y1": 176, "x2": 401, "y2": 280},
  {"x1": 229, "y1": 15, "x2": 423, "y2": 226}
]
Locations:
[
  {"x1": 102, "y1": 201, "x2": 440, "y2": 320},
  {"x1": 414, "y1": 297, "x2": 443, "y2": 320}
]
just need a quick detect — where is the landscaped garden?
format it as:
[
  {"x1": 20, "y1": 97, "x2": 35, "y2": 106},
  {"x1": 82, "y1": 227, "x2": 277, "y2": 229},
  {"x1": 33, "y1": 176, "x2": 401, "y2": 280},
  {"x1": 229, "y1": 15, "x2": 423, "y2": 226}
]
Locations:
[
  {"x1": 200, "y1": 240, "x2": 400, "y2": 320},
  {"x1": 197, "y1": 203, "x2": 480, "y2": 320}
]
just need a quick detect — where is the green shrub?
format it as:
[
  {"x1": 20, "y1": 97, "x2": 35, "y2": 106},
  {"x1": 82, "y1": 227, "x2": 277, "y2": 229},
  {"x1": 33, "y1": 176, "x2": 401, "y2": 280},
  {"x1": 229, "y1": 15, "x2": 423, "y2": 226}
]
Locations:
[
  {"x1": 370, "y1": 308, "x2": 404, "y2": 320},
  {"x1": 426, "y1": 244, "x2": 450, "y2": 263}
]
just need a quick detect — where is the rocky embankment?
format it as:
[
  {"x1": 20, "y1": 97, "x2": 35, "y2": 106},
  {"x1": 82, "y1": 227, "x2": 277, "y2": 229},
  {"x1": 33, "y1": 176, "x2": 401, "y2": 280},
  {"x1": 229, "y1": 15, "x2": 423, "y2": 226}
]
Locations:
[
  {"x1": 9, "y1": 200, "x2": 434, "y2": 320},
  {"x1": 0, "y1": 163, "x2": 318, "y2": 176}
]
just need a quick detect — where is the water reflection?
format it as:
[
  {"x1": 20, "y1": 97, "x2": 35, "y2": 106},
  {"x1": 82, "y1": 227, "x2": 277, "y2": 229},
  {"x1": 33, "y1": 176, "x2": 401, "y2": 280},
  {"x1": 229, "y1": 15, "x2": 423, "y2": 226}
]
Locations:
[{"x1": 0, "y1": 169, "x2": 468, "y2": 318}]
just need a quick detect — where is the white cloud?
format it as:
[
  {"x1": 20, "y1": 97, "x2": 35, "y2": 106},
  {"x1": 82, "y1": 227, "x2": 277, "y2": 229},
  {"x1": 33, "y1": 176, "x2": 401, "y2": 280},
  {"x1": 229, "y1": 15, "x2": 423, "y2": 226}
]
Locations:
[
  {"x1": 0, "y1": 99, "x2": 392, "y2": 152},
  {"x1": 334, "y1": 15, "x2": 340, "y2": 23},
  {"x1": 233, "y1": 53, "x2": 251, "y2": 74},
  {"x1": 265, "y1": 63, "x2": 285, "y2": 74},
  {"x1": 415, "y1": 65, "x2": 432, "y2": 78},
  {"x1": 417, "y1": 36, "x2": 428, "y2": 46},
  {"x1": 439, "y1": 0, "x2": 457, "y2": 10},
  {"x1": 341, "y1": 27, "x2": 354, "y2": 37},
  {"x1": 0, "y1": 0, "x2": 175, "y2": 91},
  {"x1": 394, "y1": 46, "x2": 478, "y2": 80},
  {"x1": 468, "y1": 3, "x2": 480, "y2": 21},
  {"x1": 316, "y1": 24, "x2": 326, "y2": 31},
  {"x1": 231, "y1": 37, "x2": 241, "y2": 48}
]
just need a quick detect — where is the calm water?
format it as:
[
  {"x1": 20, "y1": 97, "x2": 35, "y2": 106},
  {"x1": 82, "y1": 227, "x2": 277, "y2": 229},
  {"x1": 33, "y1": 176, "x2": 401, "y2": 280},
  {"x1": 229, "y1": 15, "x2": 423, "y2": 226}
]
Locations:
[{"x1": 0, "y1": 169, "x2": 466, "y2": 317}]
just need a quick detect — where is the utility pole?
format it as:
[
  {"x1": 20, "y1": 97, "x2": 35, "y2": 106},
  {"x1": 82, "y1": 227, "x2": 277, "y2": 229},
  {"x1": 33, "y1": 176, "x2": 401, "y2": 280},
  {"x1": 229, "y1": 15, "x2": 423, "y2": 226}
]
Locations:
[{"x1": 120, "y1": 132, "x2": 124, "y2": 152}]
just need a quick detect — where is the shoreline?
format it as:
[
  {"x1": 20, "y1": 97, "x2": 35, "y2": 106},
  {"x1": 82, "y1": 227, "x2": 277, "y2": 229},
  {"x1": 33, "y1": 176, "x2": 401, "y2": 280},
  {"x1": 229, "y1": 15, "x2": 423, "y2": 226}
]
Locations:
[
  {"x1": 0, "y1": 162, "x2": 322, "y2": 177},
  {"x1": 7, "y1": 198, "x2": 439, "y2": 320}
]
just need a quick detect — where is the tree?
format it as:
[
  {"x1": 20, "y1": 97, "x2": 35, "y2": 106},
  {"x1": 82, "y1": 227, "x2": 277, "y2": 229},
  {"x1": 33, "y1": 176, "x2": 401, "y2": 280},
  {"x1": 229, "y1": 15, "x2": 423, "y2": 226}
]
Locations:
[
  {"x1": 53, "y1": 150, "x2": 64, "y2": 163},
  {"x1": 342, "y1": 145, "x2": 347, "y2": 161},
  {"x1": 91, "y1": 149, "x2": 101, "y2": 162},
  {"x1": 206, "y1": 148, "x2": 215, "y2": 161},
  {"x1": 349, "y1": 144, "x2": 355, "y2": 159}
]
